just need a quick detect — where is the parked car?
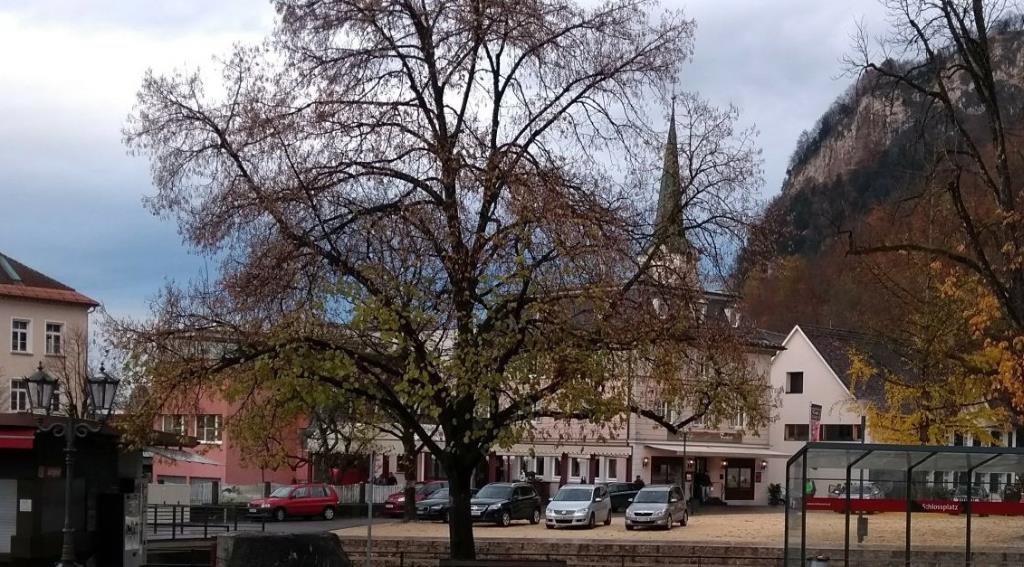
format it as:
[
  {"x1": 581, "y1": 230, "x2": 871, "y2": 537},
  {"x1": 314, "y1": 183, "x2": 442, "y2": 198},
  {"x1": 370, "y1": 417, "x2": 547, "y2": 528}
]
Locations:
[
  {"x1": 624, "y1": 485, "x2": 687, "y2": 530},
  {"x1": 469, "y1": 482, "x2": 542, "y2": 526},
  {"x1": 605, "y1": 482, "x2": 642, "y2": 512},
  {"x1": 830, "y1": 482, "x2": 885, "y2": 499},
  {"x1": 952, "y1": 485, "x2": 991, "y2": 502},
  {"x1": 545, "y1": 484, "x2": 612, "y2": 529},
  {"x1": 416, "y1": 488, "x2": 451, "y2": 522},
  {"x1": 247, "y1": 483, "x2": 339, "y2": 522},
  {"x1": 383, "y1": 480, "x2": 448, "y2": 517}
]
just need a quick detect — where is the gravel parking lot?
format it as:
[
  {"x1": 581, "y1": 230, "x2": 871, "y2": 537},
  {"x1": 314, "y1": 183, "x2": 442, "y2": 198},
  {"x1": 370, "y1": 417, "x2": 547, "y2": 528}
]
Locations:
[{"x1": 335, "y1": 508, "x2": 1024, "y2": 550}]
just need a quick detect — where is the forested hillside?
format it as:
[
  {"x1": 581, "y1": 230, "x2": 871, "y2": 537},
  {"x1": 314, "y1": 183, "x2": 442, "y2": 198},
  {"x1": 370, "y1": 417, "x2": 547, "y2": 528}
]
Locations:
[{"x1": 741, "y1": 26, "x2": 1024, "y2": 333}]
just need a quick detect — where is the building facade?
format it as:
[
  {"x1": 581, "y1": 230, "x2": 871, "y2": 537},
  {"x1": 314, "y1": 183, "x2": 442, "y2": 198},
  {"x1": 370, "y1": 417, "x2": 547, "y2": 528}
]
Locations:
[
  {"x1": 151, "y1": 397, "x2": 308, "y2": 489},
  {"x1": 0, "y1": 252, "x2": 97, "y2": 414}
]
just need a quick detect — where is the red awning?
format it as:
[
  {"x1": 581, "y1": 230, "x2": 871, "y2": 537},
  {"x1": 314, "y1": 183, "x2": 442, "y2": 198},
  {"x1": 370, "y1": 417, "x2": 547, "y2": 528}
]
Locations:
[{"x1": 0, "y1": 429, "x2": 35, "y2": 449}]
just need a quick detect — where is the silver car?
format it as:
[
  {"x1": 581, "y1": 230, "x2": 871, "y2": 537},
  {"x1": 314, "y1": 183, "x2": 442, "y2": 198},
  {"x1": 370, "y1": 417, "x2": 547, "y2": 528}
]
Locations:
[
  {"x1": 545, "y1": 484, "x2": 612, "y2": 529},
  {"x1": 625, "y1": 485, "x2": 688, "y2": 530}
]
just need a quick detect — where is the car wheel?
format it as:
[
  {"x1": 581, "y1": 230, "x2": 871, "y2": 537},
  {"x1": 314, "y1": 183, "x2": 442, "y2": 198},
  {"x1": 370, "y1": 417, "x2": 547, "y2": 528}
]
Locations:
[
  {"x1": 604, "y1": 510, "x2": 612, "y2": 526},
  {"x1": 498, "y1": 510, "x2": 512, "y2": 527},
  {"x1": 274, "y1": 508, "x2": 286, "y2": 522},
  {"x1": 530, "y1": 508, "x2": 541, "y2": 525},
  {"x1": 587, "y1": 513, "x2": 595, "y2": 529},
  {"x1": 680, "y1": 510, "x2": 687, "y2": 526},
  {"x1": 665, "y1": 514, "x2": 673, "y2": 530},
  {"x1": 323, "y1": 507, "x2": 336, "y2": 521}
]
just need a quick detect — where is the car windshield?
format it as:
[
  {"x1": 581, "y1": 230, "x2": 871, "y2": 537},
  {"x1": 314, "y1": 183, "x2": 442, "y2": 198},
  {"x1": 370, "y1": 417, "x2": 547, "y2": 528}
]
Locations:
[
  {"x1": 269, "y1": 486, "x2": 293, "y2": 498},
  {"x1": 553, "y1": 488, "x2": 593, "y2": 502},
  {"x1": 475, "y1": 485, "x2": 513, "y2": 499},
  {"x1": 416, "y1": 484, "x2": 440, "y2": 496},
  {"x1": 634, "y1": 490, "x2": 669, "y2": 503},
  {"x1": 428, "y1": 488, "x2": 449, "y2": 500}
]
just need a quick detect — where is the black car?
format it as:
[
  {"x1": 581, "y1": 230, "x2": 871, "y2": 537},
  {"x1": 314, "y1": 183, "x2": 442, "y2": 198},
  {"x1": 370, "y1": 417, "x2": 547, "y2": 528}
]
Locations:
[
  {"x1": 605, "y1": 482, "x2": 642, "y2": 512},
  {"x1": 469, "y1": 482, "x2": 542, "y2": 526},
  {"x1": 415, "y1": 488, "x2": 481, "y2": 522},
  {"x1": 416, "y1": 487, "x2": 452, "y2": 522}
]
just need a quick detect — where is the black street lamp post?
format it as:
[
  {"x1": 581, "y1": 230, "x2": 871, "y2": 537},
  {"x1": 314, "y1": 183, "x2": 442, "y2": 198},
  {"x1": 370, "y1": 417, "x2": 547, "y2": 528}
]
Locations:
[{"x1": 25, "y1": 362, "x2": 120, "y2": 567}]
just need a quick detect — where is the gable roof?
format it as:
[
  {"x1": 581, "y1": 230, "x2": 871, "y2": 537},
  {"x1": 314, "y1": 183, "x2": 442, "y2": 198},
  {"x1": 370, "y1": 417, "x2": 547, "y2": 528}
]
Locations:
[
  {"x1": 0, "y1": 252, "x2": 99, "y2": 307},
  {"x1": 795, "y1": 325, "x2": 914, "y2": 404}
]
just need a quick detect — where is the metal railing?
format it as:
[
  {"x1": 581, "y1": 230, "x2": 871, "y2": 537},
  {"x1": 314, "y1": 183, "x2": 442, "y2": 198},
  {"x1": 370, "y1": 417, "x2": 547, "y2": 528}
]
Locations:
[{"x1": 146, "y1": 504, "x2": 266, "y2": 541}]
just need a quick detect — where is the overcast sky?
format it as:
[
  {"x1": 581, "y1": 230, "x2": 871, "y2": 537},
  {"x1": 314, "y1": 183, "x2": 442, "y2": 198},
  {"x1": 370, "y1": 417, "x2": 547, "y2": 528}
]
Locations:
[{"x1": 0, "y1": 0, "x2": 888, "y2": 320}]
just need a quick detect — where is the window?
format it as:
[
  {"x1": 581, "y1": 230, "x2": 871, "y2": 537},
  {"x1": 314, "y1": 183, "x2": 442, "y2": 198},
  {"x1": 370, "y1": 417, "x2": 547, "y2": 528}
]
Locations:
[
  {"x1": 534, "y1": 457, "x2": 545, "y2": 478},
  {"x1": 953, "y1": 433, "x2": 965, "y2": 446},
  {"x1": 786, "y1": 372, "x2": 803, "y2": 394},
  {"x1": 292, "y1": 487, "x2": 309, "y2": 498},
  {"x1": 730, "y1": 412, "x2": 746, "y2": 429},
  {"x1": 990, "y1": 473, "x2": 1001, "y2": 494},
  {"x1": 311, "y1": 486, "x2": 328, "y2": 498},
  {"x1": 161, "y1": 415, "x2": 186, "y2": 435},
  {"x1": 11, "y1": 319, "x2": 28, "y2": 353},
  {"x1": 570, "y1": 458, "x2": 582, "y2": 478},
  {"x1": 606, "y1": 458, "x2": 618, "y2": 480},
  {"x1": 9, "y1": 380, "x2": 28, "y2": 412},
  {"x1": 552, "y1": 457, "x2": 562, "y2": 478},
  {"x1": 195, "y1": 414, "x2": 222, "y2": 444},
  {"x1": 44, "y1": 323, "x2": 63, "y2": 355},
  {"x1": 784, "y1": 424, "x2": 809, "y2": 441},
  {"x1": 819, "y1": 424, "x2": 863, "y2": 442}
]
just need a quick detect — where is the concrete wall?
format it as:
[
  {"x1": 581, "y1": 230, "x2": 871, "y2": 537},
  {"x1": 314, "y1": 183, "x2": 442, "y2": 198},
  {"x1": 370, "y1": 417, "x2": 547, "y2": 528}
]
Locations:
[{"x1": 336, "y1": 536, "x2": 1024, "y2": 567}]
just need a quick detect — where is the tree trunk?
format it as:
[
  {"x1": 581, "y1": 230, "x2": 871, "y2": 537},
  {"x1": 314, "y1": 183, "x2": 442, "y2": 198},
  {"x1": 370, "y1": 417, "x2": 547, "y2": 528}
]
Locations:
[
  {"x1": 401, "y1": 433, "x2": 418, "y2": 522},
  {"x1": 447, "y1": 466, "x2": 476, "y2": 560}
]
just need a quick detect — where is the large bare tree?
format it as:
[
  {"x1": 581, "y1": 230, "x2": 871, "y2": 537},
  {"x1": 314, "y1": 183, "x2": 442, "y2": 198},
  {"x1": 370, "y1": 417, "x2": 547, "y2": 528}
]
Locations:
[{"x1": 119, "y1": 0, "x2": 765, "y2": 557}]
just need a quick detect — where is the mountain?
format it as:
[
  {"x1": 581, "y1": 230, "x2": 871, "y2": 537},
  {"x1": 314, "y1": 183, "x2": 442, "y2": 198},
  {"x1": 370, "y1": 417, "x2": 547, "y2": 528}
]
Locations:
[{"x1": 740, "y1": 28, "x2": 1024, "y2": 332}]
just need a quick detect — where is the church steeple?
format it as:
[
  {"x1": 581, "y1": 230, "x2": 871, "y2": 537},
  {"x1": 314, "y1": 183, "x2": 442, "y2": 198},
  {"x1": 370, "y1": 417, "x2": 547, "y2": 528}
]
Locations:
[{"x1": 653, "y1": 99, "x2": 689, "y2": 255}]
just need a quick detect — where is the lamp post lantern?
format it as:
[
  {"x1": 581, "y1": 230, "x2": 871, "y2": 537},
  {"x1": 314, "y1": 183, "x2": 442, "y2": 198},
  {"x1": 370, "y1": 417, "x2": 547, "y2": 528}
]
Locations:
[{"x1": 25, "y1": 362, "x2": 120, "y2": 567}]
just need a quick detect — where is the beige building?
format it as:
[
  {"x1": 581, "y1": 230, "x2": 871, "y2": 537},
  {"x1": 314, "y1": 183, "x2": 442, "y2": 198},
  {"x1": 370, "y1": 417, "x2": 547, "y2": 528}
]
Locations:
[{"x1": 0, "y1": 252, "x2": 98, "y2": 412}]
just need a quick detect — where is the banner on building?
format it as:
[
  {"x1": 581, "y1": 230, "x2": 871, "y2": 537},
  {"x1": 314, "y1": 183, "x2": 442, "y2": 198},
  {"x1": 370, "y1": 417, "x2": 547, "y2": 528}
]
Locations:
[{"x1": 809, "y1": 404, "x2": 822, "y2": 442}]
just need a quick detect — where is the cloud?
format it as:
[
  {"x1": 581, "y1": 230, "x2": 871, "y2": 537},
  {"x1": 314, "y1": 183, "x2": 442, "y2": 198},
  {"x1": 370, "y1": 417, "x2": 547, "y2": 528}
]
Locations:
[
  {"x1": 0, "y1": 3, "x2": 273, "y2": 319},
  {"x1": 0, "y1": 0, "x2": 889, "y2": 322}
]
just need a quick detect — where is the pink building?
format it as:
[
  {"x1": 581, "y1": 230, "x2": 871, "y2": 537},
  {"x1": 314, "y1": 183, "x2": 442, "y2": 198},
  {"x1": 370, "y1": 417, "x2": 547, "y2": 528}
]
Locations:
[{"x1": 151, "y1": 397, "x2": 308, "y2": 489}]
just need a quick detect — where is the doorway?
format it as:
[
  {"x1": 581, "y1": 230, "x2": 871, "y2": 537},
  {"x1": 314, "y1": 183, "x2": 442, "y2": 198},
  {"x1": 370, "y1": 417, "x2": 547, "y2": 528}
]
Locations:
[{"x1": 724, "y1": 458, "x2": 755, "y2": 500}]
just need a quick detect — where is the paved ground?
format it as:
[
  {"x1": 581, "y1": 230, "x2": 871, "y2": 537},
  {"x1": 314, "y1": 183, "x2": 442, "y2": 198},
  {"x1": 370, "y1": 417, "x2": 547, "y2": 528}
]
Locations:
[{"x1": 334, "y1": 507, "x2": 1024, "y2": 550}]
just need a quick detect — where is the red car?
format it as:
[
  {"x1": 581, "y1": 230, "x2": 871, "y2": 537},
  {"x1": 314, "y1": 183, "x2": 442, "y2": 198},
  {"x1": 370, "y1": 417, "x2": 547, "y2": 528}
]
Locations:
[
  {"x1": 382, "y1": 481, "x2": 448, "y2": 517},
  {"x1": 248, "y1": 483, "x2": 339, "y2": 522}
]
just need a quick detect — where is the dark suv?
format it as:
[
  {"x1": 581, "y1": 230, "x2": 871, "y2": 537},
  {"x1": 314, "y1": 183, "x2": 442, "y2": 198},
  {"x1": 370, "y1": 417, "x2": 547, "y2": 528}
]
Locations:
[{"x1": 469, "y1": 482, "x2": 542, "y2": 526}]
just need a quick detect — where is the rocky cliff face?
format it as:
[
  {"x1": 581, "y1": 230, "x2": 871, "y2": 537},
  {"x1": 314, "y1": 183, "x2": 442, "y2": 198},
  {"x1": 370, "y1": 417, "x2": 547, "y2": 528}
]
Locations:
[{"x1": 783, "y1": 88, "x2": 906, "y2": 196}]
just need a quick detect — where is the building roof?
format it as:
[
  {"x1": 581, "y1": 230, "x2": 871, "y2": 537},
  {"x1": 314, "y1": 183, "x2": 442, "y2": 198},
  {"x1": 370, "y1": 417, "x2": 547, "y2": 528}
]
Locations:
[
  {"x1": 797, "y1": 325, "x2": 914, "y2": 404},
  {"x1": 0, "y1": 251, "x2": 99, "y2": 307}
]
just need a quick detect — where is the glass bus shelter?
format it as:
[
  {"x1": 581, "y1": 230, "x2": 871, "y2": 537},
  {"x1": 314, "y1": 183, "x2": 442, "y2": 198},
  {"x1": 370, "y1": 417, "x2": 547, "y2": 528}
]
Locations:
[{"x1": 786, "y1": 442, "x2": 1024, "y2": 566}]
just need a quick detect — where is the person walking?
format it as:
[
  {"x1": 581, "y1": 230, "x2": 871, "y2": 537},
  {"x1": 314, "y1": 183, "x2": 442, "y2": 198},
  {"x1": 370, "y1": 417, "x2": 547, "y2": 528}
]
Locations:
[{"x1": 634, "y1": 475, "x2": 645, "y2": 488}]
